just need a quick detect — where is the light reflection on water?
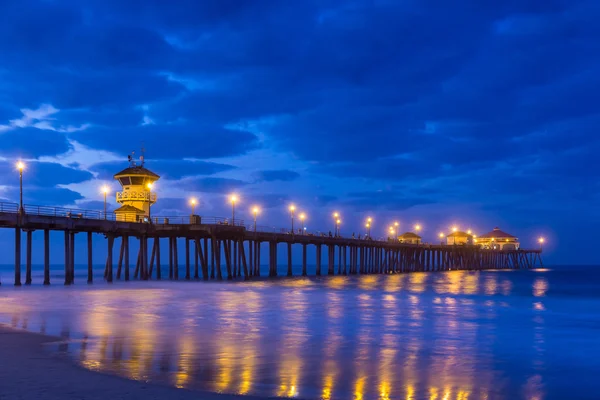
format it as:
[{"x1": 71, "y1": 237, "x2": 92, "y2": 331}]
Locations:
[{"x1": 1, "y1": 269, "x2": 599, "y2": 399}]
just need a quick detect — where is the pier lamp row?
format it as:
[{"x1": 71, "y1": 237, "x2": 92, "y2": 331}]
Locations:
[{"x1": 12, "y1": 170, "x2": 545, "y2": 245}]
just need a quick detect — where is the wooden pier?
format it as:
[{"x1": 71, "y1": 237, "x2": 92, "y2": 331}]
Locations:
[{"x1": 0, "y1": 202, "x2": 543, "y2": 286}]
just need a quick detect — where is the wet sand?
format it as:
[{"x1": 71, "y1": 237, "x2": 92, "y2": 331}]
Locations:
[{"x1": 0, "y1": 324, "x2": 281, "y2": 400}]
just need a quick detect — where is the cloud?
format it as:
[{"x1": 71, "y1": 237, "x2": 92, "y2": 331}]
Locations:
[
  {"x1": 91, "y1": 158, "x2": 237, "y2": 180},
  {"x1": 0, "y1": 104, "x2": 90, "y2": 134},
  {"x1": 38, "y1": 140, "x2": 122, "y2": 173},
  {"x1": 253, "y1": 169, "x2": 300, "y2": 182}
]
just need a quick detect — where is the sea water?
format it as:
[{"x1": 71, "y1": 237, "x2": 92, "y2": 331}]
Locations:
[{"x1": 0, "y1": 265, "x2": 598, "y2": 400}]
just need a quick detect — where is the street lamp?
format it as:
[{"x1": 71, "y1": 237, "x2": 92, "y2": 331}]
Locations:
[
  {"x1": 16, "y1": 161, "x2": 25, "y2": 214},
  {"x1": 252, "y1": 206, "x2": 259, "y2": 232},
  {"x1": 414, "y1": 224, "x2": 422, "y2": 244},
  {"x1": 146, "y1": 182, "x2": 153, "y2": 222},
  {"x1": 389, "y1": 226, "x2": 395, "y2": 239},
  {"x1": 289, "y1": 204, "x2": 296, "y2": 233},
  {"x1": 538, "y1": 237, "x2": 545, "y2": 251},
  {"x1": 333, "y1": 212, "x2": 339, "y2": 236},
  {"x1": 452, "y1": 226, "x2": 458, "y2": 232},
  {"x1": 299, "y1": 213, "x2": 306, "y2": 234},
  {"x1": 230, "y1": 194, "x2": 238, "y2": 225},
  {"x1": 366, "y1": 217, "x2": 372, "y2": 238},
  {"x1": 439, "y1": 232, "x2": 445, "y2": 245},
  {"x1": 190, "y1": 198, "x2": 197, "y2": 216},
  {"x1": 467, "y1": 229, "x2": 472, "y2": 235},
  {"x1": 336, "y1": 218, "x2": 341, "y2": 237},
  {"x1": 101, "y1": 185, "x2": 109, "y2": 219}
]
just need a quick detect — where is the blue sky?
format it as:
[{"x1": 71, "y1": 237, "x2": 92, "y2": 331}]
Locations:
[{"x1": 0, "y1": 0, "x2": 598, "y2": 264}]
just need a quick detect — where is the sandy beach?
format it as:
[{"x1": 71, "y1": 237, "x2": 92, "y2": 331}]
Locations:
[{"x1": 0, "y1": 324, "x2": 280, "y2": 400}]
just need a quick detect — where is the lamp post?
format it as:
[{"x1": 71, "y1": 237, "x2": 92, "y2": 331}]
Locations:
[
  {"x1": 336, "y1": 218, "x2": 341, "y2": 237},
  {"x1": 252, "y1": 206, "x2": 259, "y2": 232},
  {"x1": 439, "y1": 232, "x2": 445, "y2": 245},
  {"x1": 299, "y1": 213, "x2": 306, "y2": 234},
  {"x1": 230, "y1": 194, "x2": 237, "y2": 225},
  {"x1": 414, "y1": 224, "x2": 421, "y2": 244},
  {"x1": 333, "y1": 212, "x2": 339, "y2": 236},
  {"x1": 366, "y1": 217, "x2": 372, "y2": 238},
  {"x1": 190, "y1": 198, "x2": 197, "y2": 216},
  {"x1": 16, "y1": 161, "x2": 25, "y2": 214},
  {"x1": 389, "y1": 227, "x2": 395, "y2": 240},
  {"x1": 289, "y1": 204, "x2": 296, "y2": 233},
  {"x1": 101, "y1": 185, "x2": 109, "y2": 219},
  {"x1": 146, "y1": 182, "x2": 153, "y2": 222},
  {"x1": 538, "y1": 237, "x2": 545, "y2": 251}
]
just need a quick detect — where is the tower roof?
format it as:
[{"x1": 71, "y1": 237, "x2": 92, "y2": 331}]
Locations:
[
  {"x1": 479, "y1": 227, "x2": 517, "y2": 239},
  {"x1": 399, "y1": 232, "x2": 422, "y2": 239},
  {"x1": 113, "y1": 204, "x2": 145, "y2": 214},
  {"x1": 447, "y1": 231, "x2": 472, "y2": 238},
  {"x1": 114, "y1": 166, "x2": 160, "y2": 179}
]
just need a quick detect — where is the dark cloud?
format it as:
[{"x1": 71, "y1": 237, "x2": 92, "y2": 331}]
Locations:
[
  {"x1": 92, "y1": 159, "x2": 236, "y2": 180},
  {"x1": 1, "y1": 186, "x2": 83, "y2": 206},
  {"x1": 76, "y1": 124, "x2": 259, "y2": 159},
  {"x1": 0, "y1": 128, "x2": 71, "y2": 159},
  {"x1": 187, "y1": 177, "x2": 247, "y2": 193},
  {"x1": 0, "y1": 161, "x2": 92, "y2": 188},
  {"x1": 253, "y1": 169, "x2": 300, "y2": 182}
]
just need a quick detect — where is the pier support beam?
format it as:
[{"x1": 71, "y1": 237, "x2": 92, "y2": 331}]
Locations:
[
  {"x1": 287, "y1": 242, "x2": 293, "y2": 277},
  {"x1": 169, "y1": 237, "x2": 174, "y2": 279},
  {"x1": 63, "y1": 231, "x2": 69, "y2": 285},
  {"x1": 124, "y1": 236, "x2": 130, "y2": 281},
  {"x1": 25, "y1": 230, "x2": 32, "y2": 285},
  {"x1": 106, "y1": 235, "x2": 114, "y2": 283},
  {"x1": 43, "y1": 229, "x2": 50, "y2": 285},
  {"x1": 155, "y1": 237, "x2": 161, "y2": 280},
  {"x1": 185, "y1": 238, "x2": 191, "y2": 280},
  {"x1": 69, "y1": 232, "x2": 75, "y2": 283},
  {"x1": 14, "y1": 228, "x2": 21, "y2": 286},
  {"x1": 302, "y1": 244, "x2": 307, "y2": 276},
  {"x1": 316, "y1": 244, "x2": 322, "y2": 276},
  {"x1": 87, "y1": 232, "x2": 93, "y2": 283},
  {"x1": 193, "y1": 238, "x2": 199, "y2": 280},
  {"x1": 173, "y1": 238, "x2": 179, "y2": 280}
]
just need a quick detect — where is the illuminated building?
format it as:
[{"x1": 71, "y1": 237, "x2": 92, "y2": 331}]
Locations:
[
  {"x1": 445, "y1": 230, "x2": 473, "y2": 245},
  {"x1": 477, "y1": 227, "x2": 520, "y2": 250},
  {"x1": 113, "y1": 151, "x2": 160, "y2": 222},
  {"x1": 397, "y1": 231, "x2": 422, "y2": 245}
]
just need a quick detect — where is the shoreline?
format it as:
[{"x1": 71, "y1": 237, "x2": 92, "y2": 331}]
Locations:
[{"x1": 0, "y1": 324, "x2": 285, "y2": 400}]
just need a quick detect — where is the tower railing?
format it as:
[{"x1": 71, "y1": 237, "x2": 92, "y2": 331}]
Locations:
[{"x1": 116, "y1": 191, "x2": 157, "y2": 203}]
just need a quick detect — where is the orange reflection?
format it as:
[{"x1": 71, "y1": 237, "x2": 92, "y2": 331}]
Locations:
[{"x1": 533, "y1": 278, "x2": 548, "y2": 297}]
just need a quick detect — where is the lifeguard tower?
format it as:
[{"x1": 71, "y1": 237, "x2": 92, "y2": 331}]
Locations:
[{"x1": 113, "y1": 151, "x2": 159, "y2": 222}]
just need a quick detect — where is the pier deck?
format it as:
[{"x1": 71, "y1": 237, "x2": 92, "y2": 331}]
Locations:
[{"x1": 0, "y1": 202, "x2": 543, "y2": 286}]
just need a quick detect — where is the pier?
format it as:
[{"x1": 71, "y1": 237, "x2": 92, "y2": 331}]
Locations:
[{"x1": 0, "y1": 202, "x2": 543, "y2": 286}]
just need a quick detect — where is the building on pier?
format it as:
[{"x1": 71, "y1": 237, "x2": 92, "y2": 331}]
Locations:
[
  {"x1": 113, "y1": 154, "x2": 160, "y2": 222},
  {"x1": 477, "y1": 227, "x2": 520, "y2": 250},
  {"x1": 446, "y1": 230, "x2": 473, "y2": 245},
  {"x1": 398, "y1": 232, "x2": 422, "y2": 245}
]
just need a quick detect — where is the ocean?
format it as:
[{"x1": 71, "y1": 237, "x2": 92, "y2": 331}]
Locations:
[{"x1": 0, "y1": 264, "x2": 598, "y2": 400}]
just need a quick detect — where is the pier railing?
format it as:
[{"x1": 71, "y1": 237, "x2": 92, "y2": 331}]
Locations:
[{"x1": 0, "y1": 202, "x2": 247, "y2": 226}]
